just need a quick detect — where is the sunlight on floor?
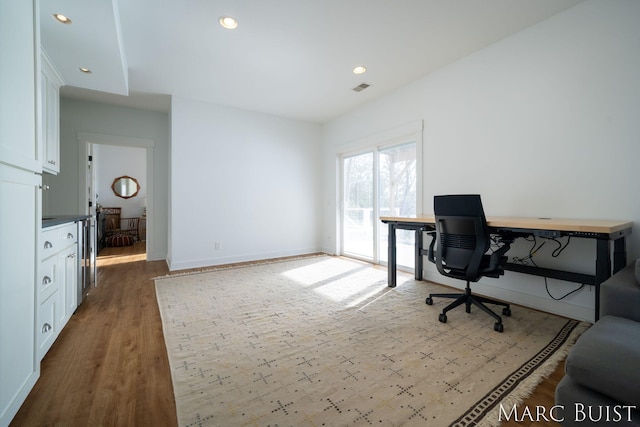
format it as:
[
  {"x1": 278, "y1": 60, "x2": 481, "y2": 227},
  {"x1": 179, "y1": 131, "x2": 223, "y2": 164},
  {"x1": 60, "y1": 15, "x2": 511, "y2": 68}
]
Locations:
[
  {"x1": 312, "y1": 268, "x2": 386, "y2": 303},
  {"x1": 281, "y1": 256, "x2": 409, "y2": 308},
  {"x1": 97, "y1": 242, "x2": 147, "y2": 267},
  {"x1": 97, "y1": 253, "x2": 146, "y2": 266},
  {"x1": 281, "y1": 258, "x2": 366, "y2": 286}
]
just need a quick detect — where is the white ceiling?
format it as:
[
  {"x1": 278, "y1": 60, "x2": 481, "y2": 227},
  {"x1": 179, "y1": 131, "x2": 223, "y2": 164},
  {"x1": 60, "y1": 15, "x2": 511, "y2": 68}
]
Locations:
[{"x1": 41, "y1": 0, "x2": 584, "y2": 123}]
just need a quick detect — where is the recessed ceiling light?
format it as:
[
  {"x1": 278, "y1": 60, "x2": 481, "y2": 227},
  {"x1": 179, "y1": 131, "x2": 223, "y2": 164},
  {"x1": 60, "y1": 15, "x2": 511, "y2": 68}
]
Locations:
[
  {"x1": 52, "y1": 14, "x2": 72, "y2": 24},
  {"x1": 353, "y1": 65, "x2": 367, "y2": 75},
  {"x1": 219, "y1": 16, "x2": 238, "y2": 30},
  {"x1": 79, "y1": 67, "x2": 92, "y2": 74}
]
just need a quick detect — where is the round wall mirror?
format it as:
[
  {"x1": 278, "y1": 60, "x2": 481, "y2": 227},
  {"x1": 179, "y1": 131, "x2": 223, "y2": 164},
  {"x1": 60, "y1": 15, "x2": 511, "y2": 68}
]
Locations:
[{"x1": 111, "y1": 175, "x2": 140, "y2": 199}]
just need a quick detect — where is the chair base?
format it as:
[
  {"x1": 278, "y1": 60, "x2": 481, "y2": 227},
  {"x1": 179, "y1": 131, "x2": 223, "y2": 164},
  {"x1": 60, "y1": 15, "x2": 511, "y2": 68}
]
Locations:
[{"x1": 426, "y1": 282, "x2": 510, "y2": 332}]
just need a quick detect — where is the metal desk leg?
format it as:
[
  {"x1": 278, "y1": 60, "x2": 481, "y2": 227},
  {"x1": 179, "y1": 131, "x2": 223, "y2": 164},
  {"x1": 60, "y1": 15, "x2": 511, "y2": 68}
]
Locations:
[
  {"x1": 415, "y1": 229, "x2": 423, "y2": 281},
  {"x1": 613, "y1": 236, "x2": 627, "y2": 274},
  {"x1": 388, "y1": 223, "x2": 397, "y2": 288},
  {"x1": 594, "y1": 239, "x2": 612, "y2": 322}
]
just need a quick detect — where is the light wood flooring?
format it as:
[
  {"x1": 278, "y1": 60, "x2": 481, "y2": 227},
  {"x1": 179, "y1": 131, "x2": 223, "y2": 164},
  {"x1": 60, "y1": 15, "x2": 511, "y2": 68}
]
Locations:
[{"x1": 11, "y1": 243, "x2": 564, "y2": 426}]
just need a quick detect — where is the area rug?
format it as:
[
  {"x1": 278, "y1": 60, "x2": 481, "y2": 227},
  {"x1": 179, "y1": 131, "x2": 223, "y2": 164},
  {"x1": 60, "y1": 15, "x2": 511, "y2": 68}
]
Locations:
[{"x1": 155, "y1": 255, "x2": 587, "y2": 427}]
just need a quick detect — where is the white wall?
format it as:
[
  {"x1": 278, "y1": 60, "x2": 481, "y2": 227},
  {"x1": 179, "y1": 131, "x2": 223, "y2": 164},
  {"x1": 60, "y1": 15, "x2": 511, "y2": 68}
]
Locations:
[
  {"x1": 95, "y1": 144, "x2": 146, "y2": 218},
  {"x1": 45, "y1": 98, "x2": 169, "y2": 261},
  {"x1": 169, "y1": 96, "x2": 323, "y2": 270},
  {"x1": 322, "y1": 0, "x2": 640, "y2": 321}
]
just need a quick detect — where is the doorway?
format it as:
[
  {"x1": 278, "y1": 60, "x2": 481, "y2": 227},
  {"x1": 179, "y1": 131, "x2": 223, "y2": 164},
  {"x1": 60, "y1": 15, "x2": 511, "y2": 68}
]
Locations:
[
  {"x1": 79, "y1": 132, "x2": 155, "y2": 261},
  {"x1": 90, "y1": 144, "x2": 147, "y2": 255},
  {"x1": 341, "y1": 141, "x2": 419, "y2": 269}
]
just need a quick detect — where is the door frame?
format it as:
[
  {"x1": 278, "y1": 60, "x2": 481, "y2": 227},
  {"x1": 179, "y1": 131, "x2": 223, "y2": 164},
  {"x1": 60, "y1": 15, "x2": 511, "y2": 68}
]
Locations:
[
  {"x1": 339, "y1": 128, "x2": 423, "y2": 266},
  {"x1": 77, "y1": 132, "x2": 155, "y2": 260}
]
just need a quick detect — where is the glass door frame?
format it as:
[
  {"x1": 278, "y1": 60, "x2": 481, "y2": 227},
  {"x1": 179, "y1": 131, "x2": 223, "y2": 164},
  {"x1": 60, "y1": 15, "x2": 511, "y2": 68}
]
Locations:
[
  {"x1": 340, "y1": 132, "x2": 423, "y2": 266},
  {"x1": 341, "y1": 150, "x2": 378, "y2": 261}
]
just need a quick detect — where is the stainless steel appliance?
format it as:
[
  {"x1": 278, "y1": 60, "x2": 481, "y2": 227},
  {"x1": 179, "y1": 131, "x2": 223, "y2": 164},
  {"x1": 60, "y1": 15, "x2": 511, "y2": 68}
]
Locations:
[{"x1": 78, "y1": 216, "x2": 96, "y2": 305}]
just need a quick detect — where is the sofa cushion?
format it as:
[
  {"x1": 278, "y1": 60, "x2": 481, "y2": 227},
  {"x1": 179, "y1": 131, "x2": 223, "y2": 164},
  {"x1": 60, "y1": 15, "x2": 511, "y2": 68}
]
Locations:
[
  {"x1": 600, "y1": 260, "x2": 640, "y2": 322},
  {"x1": 565, "y1": 315, "x2": 640, "y2": 407},
  {"x1": 556, "y1": 376, "x2": 640, "y2": 427}
]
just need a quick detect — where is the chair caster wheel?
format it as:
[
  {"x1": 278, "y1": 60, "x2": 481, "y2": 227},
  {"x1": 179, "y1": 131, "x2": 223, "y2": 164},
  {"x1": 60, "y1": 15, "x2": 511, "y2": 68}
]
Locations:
[
  {"x1": 494, "y1": 322, "x2": 504, "y2": 333},
  {"x1": 438, "y1": 313, "x2": 447, "y2": 323},
  {"x1": 502, "y1": 307, "x2": 511, "y2": 316},
  {"x1": 426, "y1": 297, "x2": 433, "y2": 305}
]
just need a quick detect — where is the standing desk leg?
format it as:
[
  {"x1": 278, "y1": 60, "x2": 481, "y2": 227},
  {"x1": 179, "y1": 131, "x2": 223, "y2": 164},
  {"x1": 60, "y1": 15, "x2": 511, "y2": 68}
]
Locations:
[
  {"x1": 613, "y1": 237, "x2": 627, "y2": 274},
  {"x1": 415, "y1": 229, "x2": 423, "y2": 281},
  {"x1": 594, "y1": 239, "x2": 612, "y2": 322},
  {"x1": 388, "y1": 223, "x2": 397, "y2": 288}
]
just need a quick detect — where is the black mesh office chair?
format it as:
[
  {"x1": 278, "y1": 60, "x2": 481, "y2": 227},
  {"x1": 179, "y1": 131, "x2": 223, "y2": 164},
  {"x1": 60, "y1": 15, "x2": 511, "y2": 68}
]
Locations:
[{"x1": 425, "y1": 195, "x2": 513, "y2": 332}]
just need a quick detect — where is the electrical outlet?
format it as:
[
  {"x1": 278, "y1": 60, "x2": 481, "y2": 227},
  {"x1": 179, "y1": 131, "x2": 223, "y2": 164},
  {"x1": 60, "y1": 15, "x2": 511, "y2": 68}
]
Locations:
[{"x1": 215, "y1": 242, "x2": 221, "y2": 250}]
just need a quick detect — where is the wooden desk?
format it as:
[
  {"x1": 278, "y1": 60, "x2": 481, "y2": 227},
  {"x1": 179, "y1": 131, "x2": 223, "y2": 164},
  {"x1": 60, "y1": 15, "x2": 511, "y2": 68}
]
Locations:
[{"x1": 380, "y1": 215, "x2": 633, "y2": 321}]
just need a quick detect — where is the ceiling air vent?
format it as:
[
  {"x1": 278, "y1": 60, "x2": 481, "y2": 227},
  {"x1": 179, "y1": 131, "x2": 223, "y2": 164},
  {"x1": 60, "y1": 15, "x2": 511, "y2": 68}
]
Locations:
[{"x1": 352, "y1": 83, "x2": 370, "y2": 92}]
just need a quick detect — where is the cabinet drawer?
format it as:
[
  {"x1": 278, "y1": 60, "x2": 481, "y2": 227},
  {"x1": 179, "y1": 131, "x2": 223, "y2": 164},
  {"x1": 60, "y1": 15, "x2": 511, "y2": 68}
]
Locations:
[
  {"x1": 41, "y1": 222, "x2": 77, "y2": 260},
  {"x1": 38, "y1": 292, "x2": 57, "y2": 360},
  {"x1": 38, "y1": 255, "x2": 58, "y2": 303},
  {"x1": 41, "y1": 227, "x2": 58, "y2": 260},
  {"x1": 58, "y1": 222, "x2": 77, "y2": 246}
]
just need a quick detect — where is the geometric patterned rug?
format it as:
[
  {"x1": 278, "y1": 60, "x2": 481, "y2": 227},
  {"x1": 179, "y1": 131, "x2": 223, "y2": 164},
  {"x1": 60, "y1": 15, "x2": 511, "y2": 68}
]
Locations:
[{"x1": 154, "y1": 255, "x2": 587, "y2": 427}]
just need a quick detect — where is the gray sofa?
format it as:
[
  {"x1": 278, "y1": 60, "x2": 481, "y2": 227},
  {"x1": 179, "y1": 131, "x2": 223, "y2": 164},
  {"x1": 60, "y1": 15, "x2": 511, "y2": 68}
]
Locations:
[{"x1": 555, "y1": 259, "x2": 640, "y2": 426}]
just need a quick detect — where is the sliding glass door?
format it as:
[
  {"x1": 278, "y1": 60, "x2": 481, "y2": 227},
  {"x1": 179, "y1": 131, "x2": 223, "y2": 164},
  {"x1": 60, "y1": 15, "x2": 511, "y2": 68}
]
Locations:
[
  {"x1": 342, "y1": 141, "x2": 417, "y2": 268},
  {"x1": 343, "y1": 152, "x2": 375, "y2": 259},
  {"x1": 378, "y1": 143, "x2": 417, "y2": 267}
]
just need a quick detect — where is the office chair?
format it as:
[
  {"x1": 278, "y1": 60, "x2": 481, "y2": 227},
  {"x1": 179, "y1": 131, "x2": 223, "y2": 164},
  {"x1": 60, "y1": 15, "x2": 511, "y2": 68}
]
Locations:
[{"x1": 425, "y1": 195, "x2": 513, "y2": 332}]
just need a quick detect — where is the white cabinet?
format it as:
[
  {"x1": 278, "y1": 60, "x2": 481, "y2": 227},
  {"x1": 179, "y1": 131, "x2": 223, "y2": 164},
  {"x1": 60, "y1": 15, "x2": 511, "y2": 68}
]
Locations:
[
  {"x1": 0, "y1": 3, "x2": 40, "y2": 174},
  {"x1": 38, "y1": 222, "x2": 78, "y2": 360},
  {"x1": 62, "y1": 246, "x2": 78, "y2": 325},
  {"x1": 0, "y1": 165, "x2": 40, "y2": 427},
  {"x1": 40, "y1": 50, "x2": 63, "y2": 175},
  {"x1": 37, "y1": 290, "x2": 57, "y2": 361},
  {"x1": 0, "y1": 1, "x2": 41, "y2": 425}
]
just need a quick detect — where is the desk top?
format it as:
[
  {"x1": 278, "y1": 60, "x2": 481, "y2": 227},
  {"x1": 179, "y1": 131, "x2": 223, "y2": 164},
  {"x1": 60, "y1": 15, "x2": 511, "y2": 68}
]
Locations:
[{"x1": 380, "y1": 215, "x2": 633, "y2": 235}]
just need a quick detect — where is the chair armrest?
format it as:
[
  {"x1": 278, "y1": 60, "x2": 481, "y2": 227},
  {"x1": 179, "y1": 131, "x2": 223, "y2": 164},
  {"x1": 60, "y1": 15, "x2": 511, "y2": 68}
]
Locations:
[
  {"x1": 427, "y1": 231, "x2": 436, "y2": 263},
  {"x1": 600, "y1": 260, "x2": 640, "y2": 322},
  {"x1": 487, "y1": 235, "x2": 512, "y2": 271}
]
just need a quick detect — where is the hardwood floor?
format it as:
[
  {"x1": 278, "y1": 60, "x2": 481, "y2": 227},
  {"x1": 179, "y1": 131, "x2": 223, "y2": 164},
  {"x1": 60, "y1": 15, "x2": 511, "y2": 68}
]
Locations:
[
  {"x1": 501, "y1": 362, "x2": 565, "y2": 427},
  {"x1": 11, "y1": 244, "x2": 565, "y2": 426},
  {"x1": 11, "y1": 242, "x2": 177, "y2": 426}
]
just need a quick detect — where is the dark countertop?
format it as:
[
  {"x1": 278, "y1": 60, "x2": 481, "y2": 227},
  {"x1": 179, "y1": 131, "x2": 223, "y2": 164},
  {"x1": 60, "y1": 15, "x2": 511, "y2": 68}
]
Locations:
[{"x1": 42, "y1": 214, "x2": 91, "y2": 228}]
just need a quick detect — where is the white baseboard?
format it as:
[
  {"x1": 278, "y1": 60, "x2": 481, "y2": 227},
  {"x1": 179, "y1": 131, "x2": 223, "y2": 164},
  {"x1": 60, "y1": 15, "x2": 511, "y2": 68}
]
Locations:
[
  {"x1": 146, "y1": 251, "x2": 165, "y2": 262},
  {"x1": 167, "y1": 247, "x2": 323, "y2": 271}
]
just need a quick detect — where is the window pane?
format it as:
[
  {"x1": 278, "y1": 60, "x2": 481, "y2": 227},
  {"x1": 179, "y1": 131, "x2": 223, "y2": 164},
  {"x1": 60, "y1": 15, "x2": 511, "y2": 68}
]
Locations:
[
  {"x1": 343, "y1": 152, "x2": 374, "y2": 259},
  {"x1": 378, "y1": 143, "x2": 416, "y2": 267}
]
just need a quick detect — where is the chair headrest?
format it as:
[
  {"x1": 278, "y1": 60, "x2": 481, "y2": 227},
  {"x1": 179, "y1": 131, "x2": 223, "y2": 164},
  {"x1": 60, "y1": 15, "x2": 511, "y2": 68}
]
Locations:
[{"x1": 434, "y1": 194, "x2": 484, "y2": 218}]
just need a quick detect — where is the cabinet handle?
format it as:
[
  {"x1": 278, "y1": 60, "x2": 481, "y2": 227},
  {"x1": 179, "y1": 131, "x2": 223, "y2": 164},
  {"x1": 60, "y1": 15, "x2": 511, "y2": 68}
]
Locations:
[
  {"x1": 42, "y1": 323, "x2": 52, "y2": 333},
  {"x1": 42, "y1": 276, "x2": 52, "y2": 285},
  {"x1": 67, "y1": 233, "x2": 74, "y2": 239},
  {"x1": 39, "y1": 185, "x2": 50, "y2": 190},
  {"x1": 48, "y1": 160, "x2": 56, "y2": 165},
  {"x1": 44, "y1": 241, "x2": 53, "y2": 249},
  {"x1": 68, "y1": 253, "x2": 75, "y2": 259}
]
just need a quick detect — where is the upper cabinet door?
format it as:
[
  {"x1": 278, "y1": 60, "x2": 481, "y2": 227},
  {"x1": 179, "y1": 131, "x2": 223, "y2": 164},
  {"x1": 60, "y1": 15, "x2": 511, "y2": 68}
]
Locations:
[
  {"x1": 41, "y1": 51, "x2": 63, "y2": 175},
  {"x1": 0, "y1": 1, "x2": 40, "y2": 173}
]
